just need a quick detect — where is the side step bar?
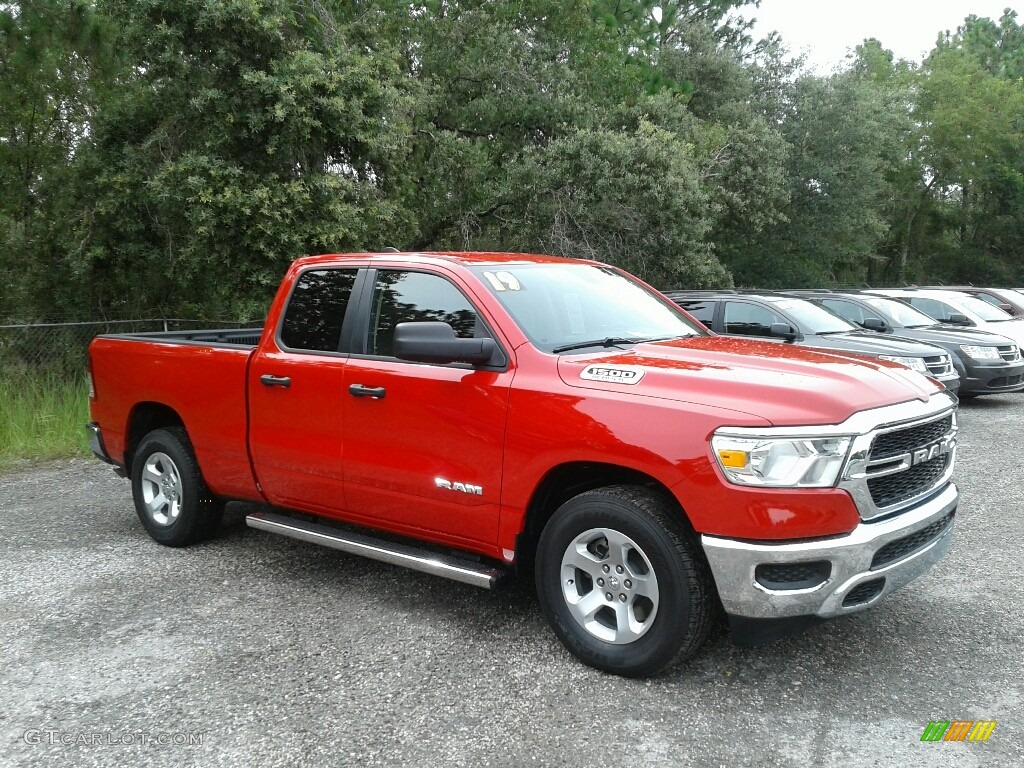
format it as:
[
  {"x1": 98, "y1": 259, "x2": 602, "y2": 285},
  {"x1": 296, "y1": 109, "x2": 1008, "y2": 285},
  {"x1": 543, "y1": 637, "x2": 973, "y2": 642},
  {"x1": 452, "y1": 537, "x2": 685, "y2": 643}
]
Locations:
[{"x1": 246, "y1": 511, "x2": 507, "y2": 589}]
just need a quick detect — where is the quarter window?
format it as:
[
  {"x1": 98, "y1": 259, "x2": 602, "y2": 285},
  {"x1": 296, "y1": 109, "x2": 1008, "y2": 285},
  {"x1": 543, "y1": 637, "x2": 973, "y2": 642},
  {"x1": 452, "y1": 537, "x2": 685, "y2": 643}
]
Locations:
[
  {"x1": 367, "y1": 271, "x2": 481, "y2": 357},
  {"x1": 280, "y1": 269, "x2": 358, "y2": 352}
]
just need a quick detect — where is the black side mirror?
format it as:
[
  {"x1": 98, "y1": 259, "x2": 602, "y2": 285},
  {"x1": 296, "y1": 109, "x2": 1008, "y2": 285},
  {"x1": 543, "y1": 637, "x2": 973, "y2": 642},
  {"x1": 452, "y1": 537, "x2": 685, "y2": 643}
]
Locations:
[
  {"x1": 946, "y1": 313, "x2": 972, "y2": 326},
  {"x1": 862, "y1": 317, "x2": 890, "y2": 332},
  {"x1": 769, "y1": 322, "x2": 800, "y2": 341},
  {"x1": 393, "y1": 321, "x2": 498, "y2": 365}
]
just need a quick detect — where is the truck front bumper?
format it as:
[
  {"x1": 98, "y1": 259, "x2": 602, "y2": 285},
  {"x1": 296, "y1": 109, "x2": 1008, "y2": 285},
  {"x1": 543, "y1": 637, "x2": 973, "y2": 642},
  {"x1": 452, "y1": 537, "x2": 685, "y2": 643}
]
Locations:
[{"x1": 702, "y1": 482, "x2": 957, "y2": 622}]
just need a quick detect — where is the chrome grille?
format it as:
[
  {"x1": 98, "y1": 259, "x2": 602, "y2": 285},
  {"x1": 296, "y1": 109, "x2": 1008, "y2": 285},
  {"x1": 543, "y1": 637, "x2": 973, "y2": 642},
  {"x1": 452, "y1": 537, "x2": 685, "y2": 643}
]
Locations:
[
  {"x1": 998, "y1": 345, "x2": 1021, "y2": 362},
  {"x1": 924, "y1": 355, "x2": 953, "y2": 376},
  {"x1": 870, "y1": 415, "x2": 953, "y2": 461},
  {"x1": 842, "y1": 404, "x2": 958, "y2": 521}
]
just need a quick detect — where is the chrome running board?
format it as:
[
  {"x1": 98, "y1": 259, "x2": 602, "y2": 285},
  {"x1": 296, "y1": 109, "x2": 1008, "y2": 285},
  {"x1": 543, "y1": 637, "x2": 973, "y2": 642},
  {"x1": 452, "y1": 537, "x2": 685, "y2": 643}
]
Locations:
[{"x1": 246, "y1": 511, "x2": 506, "y2": 589}]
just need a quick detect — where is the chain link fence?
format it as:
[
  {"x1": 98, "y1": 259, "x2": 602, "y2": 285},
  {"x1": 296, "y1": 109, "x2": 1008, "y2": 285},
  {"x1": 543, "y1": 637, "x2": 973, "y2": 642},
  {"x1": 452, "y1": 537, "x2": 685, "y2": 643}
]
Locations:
[{"x1": 0, "y1": 319, "x2": 263, "y2": 377}]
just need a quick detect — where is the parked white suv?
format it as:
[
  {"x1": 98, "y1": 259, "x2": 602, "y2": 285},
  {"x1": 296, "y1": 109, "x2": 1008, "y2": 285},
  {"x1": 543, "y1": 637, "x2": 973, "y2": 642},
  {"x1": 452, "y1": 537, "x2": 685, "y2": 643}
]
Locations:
[{"x1": 868, "y1": 288, "x2": 1024, "y2": 348}]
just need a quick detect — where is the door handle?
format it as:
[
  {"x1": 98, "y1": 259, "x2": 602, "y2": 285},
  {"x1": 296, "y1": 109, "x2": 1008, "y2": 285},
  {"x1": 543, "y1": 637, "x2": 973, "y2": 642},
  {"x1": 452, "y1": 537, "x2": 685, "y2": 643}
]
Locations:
[
  {"x1": 349, "y1": 383, "x2": 386, "y2": 399},
  {"x1": 260, "y1": 374, "x2": 291, "y2": 388}
]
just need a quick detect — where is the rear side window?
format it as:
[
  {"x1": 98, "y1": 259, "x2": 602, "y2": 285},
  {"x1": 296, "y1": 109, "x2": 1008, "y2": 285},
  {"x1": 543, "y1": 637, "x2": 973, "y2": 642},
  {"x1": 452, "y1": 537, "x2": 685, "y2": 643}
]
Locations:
[
  {"x1": 367, "y1": 270, "x2": 481, "y2": 358},
  {"x1": 676, "y1": 300, "x2": 715, "y2": 325},
  {"x1": 280, "y1": 269, "x2": 358, "y2": 352},
  {"x1": 723, "y1": 301, "x2": 787, "y2": 337}
]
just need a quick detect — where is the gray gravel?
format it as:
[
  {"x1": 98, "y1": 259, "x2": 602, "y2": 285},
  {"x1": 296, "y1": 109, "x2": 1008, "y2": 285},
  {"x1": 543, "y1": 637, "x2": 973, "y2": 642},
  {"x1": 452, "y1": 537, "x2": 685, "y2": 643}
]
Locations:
[{"x1": 1, "y1": 396, "x2": 1022, "y2": 767}]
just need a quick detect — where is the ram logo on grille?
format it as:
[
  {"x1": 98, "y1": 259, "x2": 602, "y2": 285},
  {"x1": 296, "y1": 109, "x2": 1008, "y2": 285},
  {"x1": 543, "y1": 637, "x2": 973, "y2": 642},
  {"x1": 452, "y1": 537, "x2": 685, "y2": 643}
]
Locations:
[{"x1": 911, "y1": 437, "x2": 955, "y2": 466}]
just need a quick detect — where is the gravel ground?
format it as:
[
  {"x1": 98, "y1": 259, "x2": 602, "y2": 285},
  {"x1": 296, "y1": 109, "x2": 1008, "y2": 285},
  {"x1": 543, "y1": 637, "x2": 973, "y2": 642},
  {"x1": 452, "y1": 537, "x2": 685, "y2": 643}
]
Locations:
[{"x1": 1, "y1": 396, "x2": 1021, "y2": 768}]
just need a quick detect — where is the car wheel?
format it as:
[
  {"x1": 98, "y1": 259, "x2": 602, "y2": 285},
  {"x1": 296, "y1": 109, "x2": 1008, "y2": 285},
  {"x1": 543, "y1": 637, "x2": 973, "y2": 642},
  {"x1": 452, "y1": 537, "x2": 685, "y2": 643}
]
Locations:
[
  {"x1": 131, "y1": 427, "x2": 223, "y2": 547},
  {"x1": 535, "y1": 485, "x2": 715, "y2": 677}
]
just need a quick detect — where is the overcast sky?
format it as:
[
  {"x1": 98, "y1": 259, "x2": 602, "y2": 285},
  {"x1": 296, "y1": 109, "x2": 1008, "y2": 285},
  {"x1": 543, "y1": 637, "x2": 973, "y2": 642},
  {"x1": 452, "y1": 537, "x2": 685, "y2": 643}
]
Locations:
[{"x1": 750, "y1": 0, "x2": 1023, "y2": 72}]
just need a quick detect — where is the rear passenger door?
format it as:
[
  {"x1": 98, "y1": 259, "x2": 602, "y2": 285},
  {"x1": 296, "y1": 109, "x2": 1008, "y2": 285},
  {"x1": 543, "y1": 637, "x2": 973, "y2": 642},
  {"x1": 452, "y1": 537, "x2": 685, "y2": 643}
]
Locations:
[
  {"x1": 341, "y1": 268, "x2": 513, "y2": 546},
  {"x1": 248, "y1": 267, "x2": 361, "y2": 515}
]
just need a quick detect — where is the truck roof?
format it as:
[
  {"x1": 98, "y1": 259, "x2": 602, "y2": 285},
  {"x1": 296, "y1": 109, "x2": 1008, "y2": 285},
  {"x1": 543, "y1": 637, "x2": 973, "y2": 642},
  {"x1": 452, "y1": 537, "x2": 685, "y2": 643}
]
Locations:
[{"x1": 295, "y1": 251, "x2": 599, "y2": 268}]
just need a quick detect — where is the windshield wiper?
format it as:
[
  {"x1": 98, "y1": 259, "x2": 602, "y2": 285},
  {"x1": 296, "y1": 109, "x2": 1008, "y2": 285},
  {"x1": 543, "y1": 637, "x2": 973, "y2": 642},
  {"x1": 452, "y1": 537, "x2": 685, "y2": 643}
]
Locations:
[{"x1": 552, "y1": 337, "x2": 646, "y2": 354}]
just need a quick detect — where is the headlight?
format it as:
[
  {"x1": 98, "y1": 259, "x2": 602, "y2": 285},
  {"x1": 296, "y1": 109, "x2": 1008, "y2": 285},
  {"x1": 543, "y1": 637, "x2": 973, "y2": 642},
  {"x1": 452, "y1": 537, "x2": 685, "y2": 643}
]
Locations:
[
  {"x1": 878, "y1": 355, "x2": 928, "y2": 372},
  {"x1": 711, "y1": 432, "x2": 853, "y2": 488},
  {"x1": 959, "y1": 344, "x2": 1000, "y2": 360}
]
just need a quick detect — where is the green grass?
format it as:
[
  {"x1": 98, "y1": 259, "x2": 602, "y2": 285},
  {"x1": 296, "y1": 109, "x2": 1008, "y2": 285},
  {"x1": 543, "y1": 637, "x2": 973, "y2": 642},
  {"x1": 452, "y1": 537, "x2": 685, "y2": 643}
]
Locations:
[{"x1": 0, "y1": 373, "x2": 91, "y2": 471}]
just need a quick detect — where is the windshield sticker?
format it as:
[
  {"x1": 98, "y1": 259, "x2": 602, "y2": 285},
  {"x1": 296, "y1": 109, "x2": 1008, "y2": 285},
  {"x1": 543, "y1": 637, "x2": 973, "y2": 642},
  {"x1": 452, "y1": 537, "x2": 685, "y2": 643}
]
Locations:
[
  {"x1": 580, "y1": 364, "x2": 646, "y2": 385},
  {"x1": 495, "y1": 271, "x2": 521, "y2": 291},
  {"x1": 482, "y1": 271, "x2": 506, "y2": 291}
]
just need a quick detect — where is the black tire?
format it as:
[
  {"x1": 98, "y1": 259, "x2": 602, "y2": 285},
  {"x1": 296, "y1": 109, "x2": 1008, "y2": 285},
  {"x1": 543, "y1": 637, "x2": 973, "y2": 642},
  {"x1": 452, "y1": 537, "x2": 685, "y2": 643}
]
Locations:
[
  {"x1": 535, "y1": 485, "x2": 715, "y2": 677},
  {"x1": 130, "y1": 427, "x2": 224, "y2": 547}
]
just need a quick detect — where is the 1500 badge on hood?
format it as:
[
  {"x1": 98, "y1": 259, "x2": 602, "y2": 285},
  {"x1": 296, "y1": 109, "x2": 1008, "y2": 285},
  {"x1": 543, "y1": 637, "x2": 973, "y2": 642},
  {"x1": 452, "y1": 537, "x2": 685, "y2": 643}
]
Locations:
[{"x1": 580, "y1": 364, "x2": 646, "y2": 385}]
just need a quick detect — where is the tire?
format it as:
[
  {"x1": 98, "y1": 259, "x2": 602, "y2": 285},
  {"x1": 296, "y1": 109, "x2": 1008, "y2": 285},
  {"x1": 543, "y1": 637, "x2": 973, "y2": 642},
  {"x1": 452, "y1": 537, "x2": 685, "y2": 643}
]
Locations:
[
  {"x1": 535, "y1": 485, "x2": 715, "y2": 677},
  {"x1": 130, "y1": 427, "x2": 224, "y2": 547}
]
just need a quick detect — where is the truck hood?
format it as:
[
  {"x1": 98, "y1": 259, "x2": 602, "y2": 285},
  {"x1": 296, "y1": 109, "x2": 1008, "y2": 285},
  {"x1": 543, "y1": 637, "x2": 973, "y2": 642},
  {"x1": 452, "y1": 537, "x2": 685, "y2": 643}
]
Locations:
[{"x1": 557, "y1": 336, "x2": 942, "y2": 427}]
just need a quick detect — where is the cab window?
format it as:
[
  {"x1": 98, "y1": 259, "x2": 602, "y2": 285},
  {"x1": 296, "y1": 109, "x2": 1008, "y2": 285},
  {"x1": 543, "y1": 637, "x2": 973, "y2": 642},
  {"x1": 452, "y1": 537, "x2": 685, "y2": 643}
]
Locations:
[
  {"x1": 366, "y1": 271, "x2": 482, "y2": 358},
  {"x1": 279, "y1": 269, "x2": 358, "y2": 352}
]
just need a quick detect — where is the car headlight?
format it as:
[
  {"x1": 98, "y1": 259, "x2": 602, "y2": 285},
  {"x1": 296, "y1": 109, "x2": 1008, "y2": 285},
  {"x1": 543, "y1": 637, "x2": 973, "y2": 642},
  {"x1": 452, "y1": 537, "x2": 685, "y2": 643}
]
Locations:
[
  {"x1": 878, "y1": 355, "x2": 928, "y2": 372},
  {"x1": 959, "y1": 344, "x2": 1000, "y2": 360},
  {"x1": 711, "y1": 432, "x2": 853, "y2": 488}
]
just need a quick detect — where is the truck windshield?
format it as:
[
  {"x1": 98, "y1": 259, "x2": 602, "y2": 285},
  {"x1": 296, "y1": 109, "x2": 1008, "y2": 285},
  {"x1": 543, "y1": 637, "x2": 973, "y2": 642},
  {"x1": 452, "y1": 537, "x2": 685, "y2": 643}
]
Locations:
[{"x1": 469, "y1": 264, "x2": 705, "y2": 353}]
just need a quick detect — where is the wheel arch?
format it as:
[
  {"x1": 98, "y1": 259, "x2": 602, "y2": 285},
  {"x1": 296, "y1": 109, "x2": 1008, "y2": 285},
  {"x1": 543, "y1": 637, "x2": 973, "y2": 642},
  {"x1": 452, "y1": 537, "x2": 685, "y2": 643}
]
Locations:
[
  {"x1": 124, "y1": 402, "x2": 186, "y2": 474},
  {"x1": 514, "y1": 462, "x2": 692, "y2": 577}
]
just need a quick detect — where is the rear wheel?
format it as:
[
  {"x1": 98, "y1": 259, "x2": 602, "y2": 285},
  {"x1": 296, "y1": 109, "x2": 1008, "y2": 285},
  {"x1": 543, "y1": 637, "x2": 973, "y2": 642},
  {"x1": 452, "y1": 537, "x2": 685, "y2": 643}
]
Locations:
[
  {"x1": 131, "y1": 427, "x2": 223, "y2": 547},
  {"x1": 535, "y1": 485, "x2": 715, "y2": 677}
]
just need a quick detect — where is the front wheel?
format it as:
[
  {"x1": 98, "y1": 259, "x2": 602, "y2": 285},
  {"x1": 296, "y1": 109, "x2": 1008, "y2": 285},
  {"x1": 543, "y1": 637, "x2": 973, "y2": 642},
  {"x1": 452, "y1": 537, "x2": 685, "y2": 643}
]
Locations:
[
  {"x1": 131, "y1": 427, "x2": 223, "y2": 547},
  {"x1": 535, "y1": 485, "x2": 715, "y2": 677}
]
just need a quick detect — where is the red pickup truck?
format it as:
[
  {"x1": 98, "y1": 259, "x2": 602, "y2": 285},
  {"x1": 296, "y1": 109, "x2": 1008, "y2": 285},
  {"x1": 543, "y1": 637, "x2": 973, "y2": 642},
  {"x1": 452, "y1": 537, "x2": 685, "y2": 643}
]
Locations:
[{"x1": 87, "y1": 252, "x2": 959, "y2": 676}]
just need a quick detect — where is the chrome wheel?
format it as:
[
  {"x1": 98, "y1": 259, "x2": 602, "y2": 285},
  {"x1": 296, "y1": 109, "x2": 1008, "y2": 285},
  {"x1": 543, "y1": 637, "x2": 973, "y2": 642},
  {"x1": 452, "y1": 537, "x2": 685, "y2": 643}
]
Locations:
[
  {"x1": 140, "y1": 451, "x2": 182, "y2": 526},
  {"x1": 560, "y1": 527, "x2": 660, "y2": 645}
]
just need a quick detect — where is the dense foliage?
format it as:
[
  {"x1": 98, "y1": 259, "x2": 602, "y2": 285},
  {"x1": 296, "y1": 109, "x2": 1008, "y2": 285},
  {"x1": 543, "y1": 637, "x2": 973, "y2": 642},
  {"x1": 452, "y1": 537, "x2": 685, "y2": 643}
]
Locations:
[{"x1": 2, "y1": 1, "x2": 1023, "y2": 319}]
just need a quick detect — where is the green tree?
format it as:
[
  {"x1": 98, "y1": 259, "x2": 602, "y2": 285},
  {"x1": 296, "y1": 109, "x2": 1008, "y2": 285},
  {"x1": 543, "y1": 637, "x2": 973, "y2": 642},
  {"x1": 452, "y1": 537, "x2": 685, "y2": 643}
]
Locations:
[
  {"x1": 61, "y1": 0, "x2": 413, "y2": 318},
  {"x1": 0, "y1": 0, "x2": 112, "y2": 318}
]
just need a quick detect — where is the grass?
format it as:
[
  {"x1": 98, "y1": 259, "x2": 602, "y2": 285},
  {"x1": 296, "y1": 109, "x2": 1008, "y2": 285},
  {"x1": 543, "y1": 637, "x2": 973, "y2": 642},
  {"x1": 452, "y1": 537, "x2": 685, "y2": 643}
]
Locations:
[{"x1": 0, "y1": 373, "x2": 91, "y2": 471}]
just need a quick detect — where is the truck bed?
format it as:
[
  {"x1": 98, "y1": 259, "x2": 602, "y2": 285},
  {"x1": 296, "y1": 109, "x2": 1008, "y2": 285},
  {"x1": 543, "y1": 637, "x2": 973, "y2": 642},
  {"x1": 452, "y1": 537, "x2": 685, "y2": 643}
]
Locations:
[
  {"x1": 88, "y1": 331, "x2": 263, "y2": 501},
  {"x1": 98, "y1": 327, "x2": 264, "y2": 348}
]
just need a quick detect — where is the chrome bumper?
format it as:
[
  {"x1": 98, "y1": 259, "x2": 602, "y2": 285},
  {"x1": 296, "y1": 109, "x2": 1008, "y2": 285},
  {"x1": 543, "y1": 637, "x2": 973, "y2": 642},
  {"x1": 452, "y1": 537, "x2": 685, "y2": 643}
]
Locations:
[{"x1": 702, "y1": 482, "x2": 957, "y2": 620}]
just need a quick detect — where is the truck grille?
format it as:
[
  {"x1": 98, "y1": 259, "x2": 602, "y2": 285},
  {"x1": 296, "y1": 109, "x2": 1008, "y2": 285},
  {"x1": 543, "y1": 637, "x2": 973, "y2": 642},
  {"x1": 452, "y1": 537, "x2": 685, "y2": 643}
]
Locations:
[
  {"x1": 870, "y1": 416, "x2": 953, "y2": 461},
  {"x1": 998, "y1": 345, "x2": 1021, "y2": 362},
  {"x1": 867, "y1": 455, "x2": 950, "y2": 510},
  {"x1": 924, "y1": 354, "x2": 954, "y2": 377}
]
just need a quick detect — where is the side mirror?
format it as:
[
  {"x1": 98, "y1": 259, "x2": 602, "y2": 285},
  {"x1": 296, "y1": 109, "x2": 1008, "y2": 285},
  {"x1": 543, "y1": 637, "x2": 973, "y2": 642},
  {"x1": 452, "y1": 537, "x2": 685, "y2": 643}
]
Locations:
[
  {"x1": 393, "y1": 321, "x2": 498, "y2": 365},
  {"x1": 946, "y1": 313, "x2": 972, "y2": 326},
  {"x1": 862, "y1": 317, "x2": 890, "y2": 332},
  {"x1": 769, "y1": 322, "x2": 800, "y2": 341}
]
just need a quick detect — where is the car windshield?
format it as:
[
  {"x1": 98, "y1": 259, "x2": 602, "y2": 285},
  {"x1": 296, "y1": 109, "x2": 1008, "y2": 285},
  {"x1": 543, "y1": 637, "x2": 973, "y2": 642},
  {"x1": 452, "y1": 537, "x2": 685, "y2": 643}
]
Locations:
[
  {"x1": 764, "y1": 298, "x2": 857, "y2": 334},
  {"x1": 469, "y1": 263, "x2": 705, "y2": 352},
  {"x1": 861, "y1": 297, "x2": 937, "y2": 328},
  {"x1": 956, "y1": 295, "x2": 1014, "y2": 321}
]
